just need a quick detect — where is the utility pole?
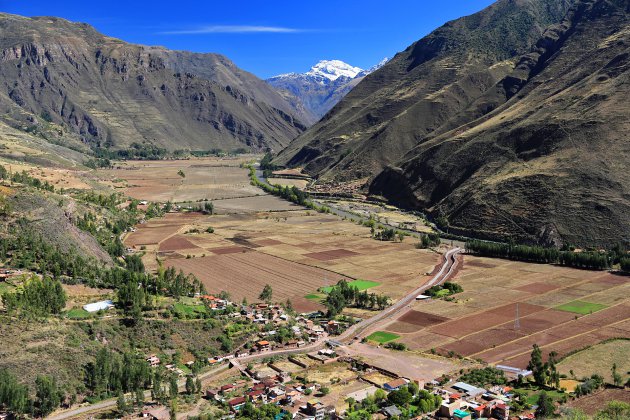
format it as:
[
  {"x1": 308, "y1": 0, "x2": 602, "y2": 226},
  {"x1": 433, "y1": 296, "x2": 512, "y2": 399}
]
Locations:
[{"x1": 514, "y1": 303, "x2": 520, "y2": 331}]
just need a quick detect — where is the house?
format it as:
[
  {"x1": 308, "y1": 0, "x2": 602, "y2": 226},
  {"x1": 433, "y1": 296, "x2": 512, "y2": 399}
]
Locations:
[
  {"x1": 83, "y1": 300, "x2": 115, "y2": 313},
  {"x1": 268, "y1": 386, "x2": 286, "y2": 403},
  {"x1": 438, "y1": 398, "x2": 462, "y2": 418},
  {"x1": 383, "y1": 378, "x2": 409, "y2": 391},
  {"x1": 452, "y1": 381, "x2": 486, "y2": 398},
  {"x1": 305, "y1": 399, "x2": 326, "y2": 420},
  {"x1": 382, "y1": 405, "x2": 403, "y2": 418},
  {"x1": 247, "y1": 389, "x2": 267, "y2": 403},
  {"x1": 490, "y1": 401, "x2": 509, "y2": 419},
  {"x1": 256, "y1": 340, "x2": 271, "y2": 351},
  {"x1": 205, "y1": 389, "x2": 220, "y2": 401},
  {"x1": 220, "y1": 384, "x2": 235, "y2": 394},
  {"x1": 142, "y1": 406, "x2": 170, "y2": 420},
  {"x1": 228, "y1": 396, "x2": 247, "y2": 412},
  {"x1": 326, "y1": 320, "x2": 340, "y2": 334},
  {"x1": 453, "y1": 409, "x2": 472, "y2": 420},
  {"x1": 318, "y1": 349, "x2": 336, "y2": 358},
  {"x1": 146, "y1": 355, "x2": 160, "y2": 367}
]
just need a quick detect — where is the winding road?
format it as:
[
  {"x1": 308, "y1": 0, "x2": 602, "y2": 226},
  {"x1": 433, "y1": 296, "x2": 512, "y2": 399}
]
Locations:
[{"x1": 47, "y1": 246, "x2": 461, "y2": 420}]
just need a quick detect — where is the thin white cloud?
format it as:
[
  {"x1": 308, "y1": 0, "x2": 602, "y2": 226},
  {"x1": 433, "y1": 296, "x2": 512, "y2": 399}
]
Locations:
[{"x1": 160, "y1": 25, "x2": 304, "y2": 35}]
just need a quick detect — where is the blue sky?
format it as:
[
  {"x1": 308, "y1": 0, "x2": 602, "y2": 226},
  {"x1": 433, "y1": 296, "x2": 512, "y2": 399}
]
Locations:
[{"x1": 1, "y1": 0, "x2": 496, "y2": 79}]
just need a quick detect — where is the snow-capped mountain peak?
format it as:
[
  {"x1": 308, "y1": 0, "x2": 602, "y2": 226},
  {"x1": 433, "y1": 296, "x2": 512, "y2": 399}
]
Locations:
[{"x1": 306, "y1": 60, "x2": 363, "y2": 81}]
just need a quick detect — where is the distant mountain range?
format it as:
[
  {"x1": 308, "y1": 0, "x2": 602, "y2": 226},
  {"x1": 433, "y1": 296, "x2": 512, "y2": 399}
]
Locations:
[
  {"x1": 266, "y1": 58, "x2": 388, "y2": 124},
  {"x1": 275, "y1": 0, "x2": 630, "y2": 247},
  {"x1": 0, "y1": 13, "x2": 307, "y2": 153}
]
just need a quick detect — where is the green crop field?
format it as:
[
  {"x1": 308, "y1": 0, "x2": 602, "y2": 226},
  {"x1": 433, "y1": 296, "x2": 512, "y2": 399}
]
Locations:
[
  {"x1": 366, "y1": 331, "x2": 400, "y2": 343},
  {"x1": 66, "y1": 308, "x2": 91, "y2": 319},
  {"x1": 305, "y1": 293, "x2": 325, "y2": 301},
  {"x1": 321, "y1": 279, "x2": 381, "y2": 294},
  {"x1": 555, "y1": 300, "x2": 608, "y2": 315},
  {"x1": 173, "y1": 302, "x2": 207, "y2": 317}
]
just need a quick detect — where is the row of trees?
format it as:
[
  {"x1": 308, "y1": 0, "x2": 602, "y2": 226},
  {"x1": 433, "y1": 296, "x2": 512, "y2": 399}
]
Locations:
[
  {"x1": 466, "y1": 240, "x2": 612, "y2": 270},
  {"x1": 248, "y1": 166, "x2": 331, "y2": 214},
  {"x1": 0, "y1": 369, "x2": 63, "y2": 417},
  {"x1": 2, "y1": 275, "x2": 67, "y2": 317},
  {"x1": 323, "y1": 280, "x2": 390, "y2": 317}
]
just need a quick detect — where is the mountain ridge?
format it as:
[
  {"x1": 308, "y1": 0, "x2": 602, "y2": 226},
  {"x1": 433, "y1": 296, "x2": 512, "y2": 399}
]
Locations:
[
  {"x1": 370, "y1": 0, "x2": 630, "y2": 247},
  {"x1": 266, "y1": 58, "x2": 388, "y2": 124},
  {"x1": 0, "y1": 13, "x2": 306, "y2": 153}
]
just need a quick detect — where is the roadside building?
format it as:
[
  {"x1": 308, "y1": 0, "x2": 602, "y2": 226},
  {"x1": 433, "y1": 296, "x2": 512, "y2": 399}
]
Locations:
[
  {"x1": 145, "y1": 355, "x2": 160, "y2": 367},
  {"x1": 83, "y1": 299, "x2": 115, "y2": 313},
  {"x1": 228, "y1": 396, "x2": 247, "y2": 412},
  {"x1": 383, "y1": 378, "x2": 409, "y2": 391}
]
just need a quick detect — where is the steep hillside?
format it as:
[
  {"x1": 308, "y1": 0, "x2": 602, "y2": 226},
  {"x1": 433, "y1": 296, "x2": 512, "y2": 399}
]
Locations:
[
  {"x1": 266, "y1": 59, "x2": 388, "y2": 123},
  {"x1": 0, "y1": 13, "x2": 305, "y2": 153},
  {"x1": 371, "y1": 0, "x2": 630, "y2": 247},
  {"x1": 275, "y1": 0, "x2": 572, "y2": 180},
  {"x1": 151, "y1": 49, "x2": 314, "y2": 125}
]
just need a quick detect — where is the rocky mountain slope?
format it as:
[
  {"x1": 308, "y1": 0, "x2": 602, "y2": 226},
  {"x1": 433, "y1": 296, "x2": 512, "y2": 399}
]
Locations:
[
  {"x1": 274, "y1": 0, "x2": 572, "y2": 179},
  {"x1": 370, "y1": 0, "x2": 630, "y2": 247},
  {"x1": 266, "y1": 59, "x2": 388, "y2": 124},
  {"x1": 0, "y1": 13, "x2": 306, "y2": 152}
]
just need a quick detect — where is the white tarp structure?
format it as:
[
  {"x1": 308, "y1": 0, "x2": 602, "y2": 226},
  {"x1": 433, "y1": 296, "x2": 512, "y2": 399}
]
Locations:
[{"x1": 83, "y1": 300, "x2": 115, "y2": 313}]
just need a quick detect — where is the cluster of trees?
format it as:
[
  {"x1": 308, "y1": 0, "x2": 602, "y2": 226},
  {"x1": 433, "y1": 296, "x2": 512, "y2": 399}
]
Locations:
[
  {"x1": 458, "y1": 367, "x2": 507, "y2": 387},
  {"x1": 621, "y1": 257, "x2": 630, "y2": 273},
  {"x1": 417, "y1": 233, "x2": 441, "y2": 249},
  {"x1": 0, "y1": 220, "x2": 107, "y2": 280},
  {"x1": 115, "y1": 265, "x2": 205, "y2": 323},
  {"x1": 260, "y1": 152, "x2": 278, "y2": 178},
  {"x1": 323, "y1": 280, "x2": 390, "y2": 317},
  {"x1": 0, "y1": 369, "x2": 63, "y2": 417},
  {"x1": 574, "y1": 374, "x2": 604, "y2": 397},
  {"x1": 466, "y1": 240, "x2": 612, "y2": 270},
  {"x1": 93, "y1": 142, "x2": 168, "y2": 160},
  {"x1": 346, "y1": 383, "x2": 442, "y2": 419},
  {"x1": 425, "y1": 281, "x2": 463, "y2": 298},
  {"x1": 237, "y1": 400, "x2": 285, "y2": 419},
  {"x1": 84, "y1": 158, "x2": 112, "y2": 169},
  {"x1": 2, "y1": 275, "x2": 66, "y2": 317},
  {"x1": 527, "y1": 344, "x2": 560, "y2": 388},
  {"x1": 0, "y1": 166, "x2": 55, "y2": 192},
  {"x1": 85, "y1": 348, "x2": 153, "y2": 400}
]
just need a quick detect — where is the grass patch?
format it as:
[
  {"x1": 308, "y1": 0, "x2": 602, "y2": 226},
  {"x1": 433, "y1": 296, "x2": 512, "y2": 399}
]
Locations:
[
  {"x1": 66, "y1": 308, "x2": 91, "y2": 319},
  {"x1": 513, "y1": 386, "x2": 566, "y2": 404},
  {"x1": 366, "y1": 331, "x2": 400, "y2": 344},
  {"x1": 305, "y1": 293, "x2": 325, "y2": 301},
  {"x1": 555, "y1": 300, "x2": 608, "y2": 315},
  {"x1": 321, "y1": 279, "x2": 380, "y2": 294},
  {"x1": 173, "y1": 302, "x2": 207, "y2": 317}
]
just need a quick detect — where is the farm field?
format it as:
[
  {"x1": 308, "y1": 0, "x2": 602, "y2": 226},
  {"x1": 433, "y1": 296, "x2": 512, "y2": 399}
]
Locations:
[
  {"x1": 373, "y1": 256, "x2": 630, "y2": 369},
  {"x1": 366, "y1": 331, "x2": 400, "y2": 343},
  {"x1": 557, "y1": 339, "x2": 630, "y2": 383},
  {"x1": 267, "y1": 177, "x2": 310, "y2": 189},
  {"x1": 555, "y1": 300, "x2": 608, "y2": 315},
  {"x1": 124, "y1": 208, "x2": 441, "y2": 313},
  {"x1": 320, "y1": 279, "x2": 381, "y2": 293},
  {"x1": 96, "y1": 157, "x2": 261, "y2": 202}
]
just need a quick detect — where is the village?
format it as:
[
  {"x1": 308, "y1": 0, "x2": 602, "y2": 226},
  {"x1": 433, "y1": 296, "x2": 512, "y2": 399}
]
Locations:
[{"x1": 108, "y1": 292, "x2": 535, "y2": 420}]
